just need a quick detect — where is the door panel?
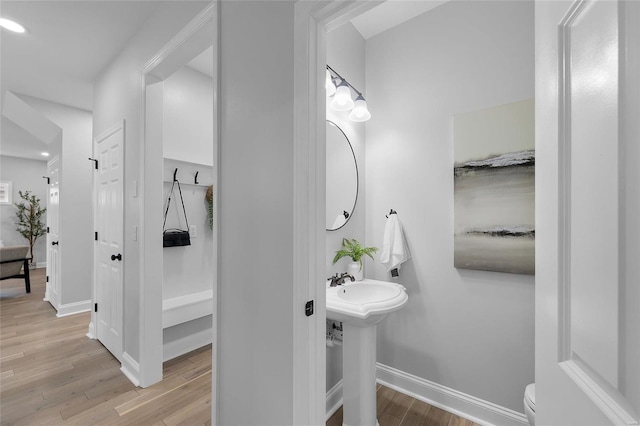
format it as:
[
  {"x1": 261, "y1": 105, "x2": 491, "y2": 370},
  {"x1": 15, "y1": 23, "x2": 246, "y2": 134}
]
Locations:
[
  {"x1": 563, "y1": 0, "x2": 619, "y2": 388},
  {"x1": 46, "y1": 156, "x2": 60, "y2": 309},
  {"x1": 537, "y1": 0, "x2": 640, "y2": 424},
  {"x1": 94, "y1": 121, "x2": 124, "y2": 361}
]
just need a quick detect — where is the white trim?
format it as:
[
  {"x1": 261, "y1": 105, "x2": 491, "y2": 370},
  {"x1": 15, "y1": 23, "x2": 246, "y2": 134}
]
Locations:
[
  {"x1": 560, "y1": 359, "x2": 638, "y2": 426},
  {"x1": 326, "y1": 379, "x2": 344, "y2": 421},
  {"x1": 35, "y1": 262, "x2": 46, "y2": 269},
  {"x1": 376, "y1": 363, "x2": 529, "y2": 426},
  {"x1": 162, "y1": 290, "x2": 213, "y2": 329},
  {"x1": 163, "y1": 328, "x2": 212, "y2": 362},
  {"x1": 55, "y1": 299, "x2": 92, "y2": 318},
  {"x1": 121, "y1": 352, "x2": 141, "y2": 387},
  {"x1": 86, "y1": 321, "x2": 96, "y2": 339},
  {"x1": 293, "y1": 2, "x2": 390, "y2": 423}
]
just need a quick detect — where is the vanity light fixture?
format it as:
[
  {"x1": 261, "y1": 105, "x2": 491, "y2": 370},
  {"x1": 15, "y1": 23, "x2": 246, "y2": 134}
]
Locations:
[
  {"x1": 326, "y1": 70, "x2": 337, "y2": 97},
  {"x1": 41, "y1": 152, "x2": 50, "y2": 157},
  {"x1": 326, "y1": 65, "x2": 371, "y2": 122},
  {"x1": 0, "y1": 18, "x2": 26, "y2": 33}
]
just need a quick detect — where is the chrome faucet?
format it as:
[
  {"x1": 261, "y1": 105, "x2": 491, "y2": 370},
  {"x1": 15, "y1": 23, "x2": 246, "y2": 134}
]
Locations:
[{"x1": 328, "y1": 272, "x2": 355, "y2": 287}]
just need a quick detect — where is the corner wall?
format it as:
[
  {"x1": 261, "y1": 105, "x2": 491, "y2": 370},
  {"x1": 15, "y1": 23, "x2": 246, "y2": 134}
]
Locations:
[{"x1": 364, "y1": 0, "x2": 535, "y2": 414}]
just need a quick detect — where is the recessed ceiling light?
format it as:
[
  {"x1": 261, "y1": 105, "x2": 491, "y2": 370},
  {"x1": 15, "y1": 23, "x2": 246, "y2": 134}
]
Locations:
[
  {"x1": 41, "y1": 152, "x2": 49, "y2": 157},
  {"x1": 0, "y1": 18, "x2": 26, "y2": 33}
]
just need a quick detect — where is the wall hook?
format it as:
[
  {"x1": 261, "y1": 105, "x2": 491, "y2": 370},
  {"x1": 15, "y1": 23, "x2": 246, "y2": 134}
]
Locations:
[
  {"x1": 385, "y1": 209, "x2": 397, "y2": 218},
  {"x1": 88, "y1": 157, "x2": 98, "y2": 170},
  {"x1": 173, "y1": 168, "x2": 178, "y2": 182},
  {"x1": 42, "y1": 176, "x2": 50, "y2": 185},
  {"x1": 194, "y1": 171, "x2": 199, "y2": 185}
]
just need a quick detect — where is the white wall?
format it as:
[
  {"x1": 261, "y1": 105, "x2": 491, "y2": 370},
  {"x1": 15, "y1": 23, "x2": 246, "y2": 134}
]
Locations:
[
  {"x1": 218, "y1": 1, "x2": 295, "y2": 424},
  {"x1": 364, "y1": 0, "x2": 535, "y2": 414},
  {"x1": 0, "y1": 155, "x2": 48, "y2": 264},
  {"x1": 93, "y1": 1, "x2": 209, "y2": 363},
  {"x1": 163, "y1": 67, "x2": 214, "y2": 166},
  {"x1": 17, "y1": 95, "x2": 93, "y2": 306},
  {"x1": 161, "y1": 65, "x2": 215, "y2": 361},
  {"x1": 325, "y1": 22, "x2": 366, "y2": 394},
  {"x1": 162, "y1": 66, "x2": 214, "y2": 300}
]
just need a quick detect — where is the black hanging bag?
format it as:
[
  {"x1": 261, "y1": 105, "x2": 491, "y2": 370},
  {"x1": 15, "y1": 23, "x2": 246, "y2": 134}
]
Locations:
[{"x1": 163, "y1": 175, "x2": 191, "y2": 248}]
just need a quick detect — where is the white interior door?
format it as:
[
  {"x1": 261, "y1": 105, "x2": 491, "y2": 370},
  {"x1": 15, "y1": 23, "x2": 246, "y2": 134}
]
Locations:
[
  {"x1": 537, "y1": 0, "x2": 640, "y2": 424},
  {"x1": 94, "y1": 121, "x2": 125, "y2": 361},
  {"x1": 46, "y1": 156, "x2": 61, "y2": 309}
]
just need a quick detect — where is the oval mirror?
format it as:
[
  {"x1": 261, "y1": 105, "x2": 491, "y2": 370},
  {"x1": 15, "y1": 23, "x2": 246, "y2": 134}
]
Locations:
[{"x1": 326, "y1": 120, "x2": 358, "y2": 231}]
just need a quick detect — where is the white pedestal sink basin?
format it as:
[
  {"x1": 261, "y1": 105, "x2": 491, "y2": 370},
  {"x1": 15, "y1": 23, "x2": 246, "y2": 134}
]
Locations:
[{"x1": 326, "y1": 279, "x2": 408, "y2": 426}]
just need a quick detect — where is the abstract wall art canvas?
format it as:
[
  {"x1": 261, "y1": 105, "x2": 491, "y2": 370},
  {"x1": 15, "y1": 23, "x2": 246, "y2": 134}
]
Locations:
[{"x1": 453, "y1": 99, "x2": 535, "y2": 275}]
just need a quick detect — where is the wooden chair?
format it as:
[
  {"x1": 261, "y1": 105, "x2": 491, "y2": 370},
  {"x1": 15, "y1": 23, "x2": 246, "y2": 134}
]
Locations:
[{"x1": 0, "y1": 246, "x2": 32, "y2": 293}]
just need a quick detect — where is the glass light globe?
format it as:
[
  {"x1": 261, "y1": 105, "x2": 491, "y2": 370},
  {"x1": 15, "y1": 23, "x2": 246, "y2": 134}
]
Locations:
[
  {"x1": 330, "y1": 80, "x2": 354, "y2": 111},
  {"x1": 325, "y1": 70, "x2": 336, "y2": 96},
  {"x1": 348, "y1": 95, "x2": 371, "y2": 122}
]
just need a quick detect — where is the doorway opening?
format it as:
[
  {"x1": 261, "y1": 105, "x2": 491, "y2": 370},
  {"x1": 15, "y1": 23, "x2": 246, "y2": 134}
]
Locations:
[{"x1": 139, "y1": 3, "x2": 218, "y2": 395}]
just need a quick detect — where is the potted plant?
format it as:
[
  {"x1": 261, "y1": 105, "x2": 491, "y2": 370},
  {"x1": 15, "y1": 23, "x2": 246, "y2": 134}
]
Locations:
[
  {"x1": 14, "y1": 190, "x2": 46, "y2": 268},
  {"x1": 332, "y1": 238, "x2": 378, "y2": 281}
]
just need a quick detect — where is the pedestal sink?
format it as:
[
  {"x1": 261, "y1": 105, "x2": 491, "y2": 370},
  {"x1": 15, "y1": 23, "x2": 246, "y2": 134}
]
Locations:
[{"x1": 326, "y1": 279, "x2": 409, "y2": 426}]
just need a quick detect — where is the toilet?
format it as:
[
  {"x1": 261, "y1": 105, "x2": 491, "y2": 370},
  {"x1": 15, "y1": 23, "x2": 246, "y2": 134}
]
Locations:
[{"x1": 524, "y1": 383, "x2": 535, "y2": 425}]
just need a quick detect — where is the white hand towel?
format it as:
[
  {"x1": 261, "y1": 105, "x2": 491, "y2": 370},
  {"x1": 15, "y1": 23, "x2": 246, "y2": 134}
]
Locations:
[{"x1": 380, "y1": 214, "x2": 411, "y2": 272}]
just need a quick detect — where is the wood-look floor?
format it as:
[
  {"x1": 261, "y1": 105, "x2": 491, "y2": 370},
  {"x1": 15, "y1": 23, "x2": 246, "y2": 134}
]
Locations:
[
  {"x1": 326, "y1": 384, "x2": 481, "y2": 426},
  {"x1": 2, "y1": 269, "x2": 477, "y2": 426},
  {"x1": 0, "y1": 269, "x2": 211, "y2": 426}
]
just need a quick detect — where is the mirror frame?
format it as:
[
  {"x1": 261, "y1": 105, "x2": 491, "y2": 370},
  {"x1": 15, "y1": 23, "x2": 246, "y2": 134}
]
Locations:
[{"x1": 326, "y1": 119, "x2": 359, "y2": 231}]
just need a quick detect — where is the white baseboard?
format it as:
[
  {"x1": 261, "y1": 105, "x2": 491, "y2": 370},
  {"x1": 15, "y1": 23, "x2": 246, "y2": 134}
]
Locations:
[
  {"x1": 55, "y1": 299, "x2": 91, "y2": 318},
  {"x1": 121, "y1": 352, "x2": 141, "y2": 387},
  {"x1": 86, "y1": 321, "x2": 96, "y2": 339},
  {"x1": 36, "y1": 262, "x2": 46, "y2": 269},
  {"x1": 163, "y1": 328, "x2": 212, "y2": 362},
  {"x1": 326, "y1": 379, "x2": 344, "y2": 421},
  {"x1": 376, "y1": 363, "x2": 528, "y2": 426}
]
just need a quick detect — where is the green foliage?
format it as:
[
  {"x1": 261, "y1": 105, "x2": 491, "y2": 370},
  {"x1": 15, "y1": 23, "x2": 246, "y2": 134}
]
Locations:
[
  {"x1": 332, "y1": 238, "x2": 378, "y2": 270},
  {"x1": 208, "y1": 198, "x2": 213, "y2": 230},
  {"x1": 14, "y1": 190, "x2": 46, "y2": 262}
]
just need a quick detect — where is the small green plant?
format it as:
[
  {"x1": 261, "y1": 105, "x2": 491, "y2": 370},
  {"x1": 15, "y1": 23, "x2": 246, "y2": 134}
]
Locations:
[
  {"x1": 14, "y1": 190, "x2": 47, "y2": 263},
  {"x1": 332, "y1": 238, "x2": 378, "y2": 271}
]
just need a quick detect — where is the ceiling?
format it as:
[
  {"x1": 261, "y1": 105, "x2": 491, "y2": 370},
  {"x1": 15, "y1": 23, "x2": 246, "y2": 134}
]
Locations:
[
  {"x1": 0, "y1": 1, "x2": 443, "y2": 161},
  {"x1": 0, "y1": 1, "x2": 167, "y2": 161},
  {"x1": 351, "y1": 0, "x2": 449, "y2": 40}
]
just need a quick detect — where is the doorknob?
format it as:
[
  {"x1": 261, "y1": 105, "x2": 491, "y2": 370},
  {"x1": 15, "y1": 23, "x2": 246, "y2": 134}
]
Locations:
[
  {"x1": 111, "y1": 253, "x2": 122, "y2": 261},
  {"x1": 52, "y1": 241, "x2": 59, "y2": 246}
]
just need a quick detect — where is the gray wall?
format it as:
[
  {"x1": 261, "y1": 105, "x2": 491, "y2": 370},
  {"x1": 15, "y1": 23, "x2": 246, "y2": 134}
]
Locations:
[
  {"x1": 0, "y1": 155, "x2": 48, "y2": 264},
  {"x1": 218, "y1": 1, "x2": 294, "y2": 424},
  {"x1": 364, "y1": 0, "x2": 535, "y2": 413}
]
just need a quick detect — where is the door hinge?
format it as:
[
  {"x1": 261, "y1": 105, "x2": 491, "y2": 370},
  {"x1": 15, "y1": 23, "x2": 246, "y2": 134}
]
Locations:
[
  {"x1": 46, "y1": 276, "x2": 49, "y2": 283},
  {"x1": 95, "y1": 232, "x2": 98, "y2": 241},
  {"x1": 47, "y1": 227, "x2": 50, "y2": 233},
  {"x1": 305, "y1": 300, "x2": 314, "y2": 317},
  {"x1": 94, "y1": 303, "x2": 98, "y2": 313}
]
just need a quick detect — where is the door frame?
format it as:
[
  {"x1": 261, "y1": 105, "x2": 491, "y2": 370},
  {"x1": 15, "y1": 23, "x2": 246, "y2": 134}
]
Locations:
[
  {"x1": 292, "y1": 1, "x2": 381, "y2": 423},
  {"x1": 138, "y1": 1, "x2": 218, "y2": 391},
  {"x1": 89, "y1": 119, "x2": 125, "y2": 361}
]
